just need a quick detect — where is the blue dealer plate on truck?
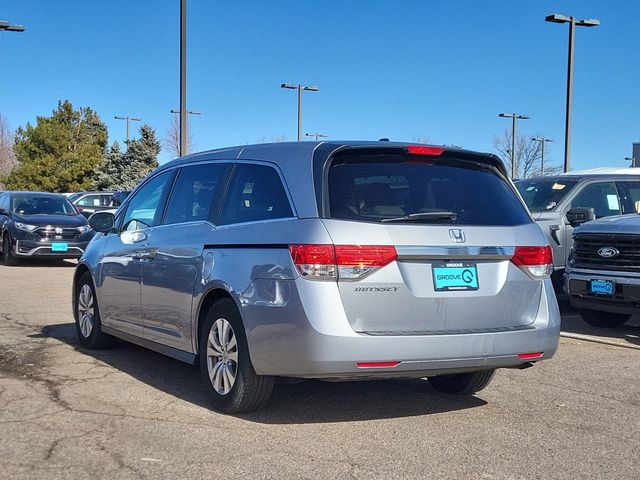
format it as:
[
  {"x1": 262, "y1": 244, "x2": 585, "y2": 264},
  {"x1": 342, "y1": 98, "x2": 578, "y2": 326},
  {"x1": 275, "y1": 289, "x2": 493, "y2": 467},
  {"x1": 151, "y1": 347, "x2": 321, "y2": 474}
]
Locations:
[
  {"x1": 51, "y1": 242, "x2": 68, "y2": 252},
  {"x1": 590, "y1": 279, "x2": 614, "y2": 296},
  {"x1": 433, "y1": 263, "x2": 479, "y2": 291}
]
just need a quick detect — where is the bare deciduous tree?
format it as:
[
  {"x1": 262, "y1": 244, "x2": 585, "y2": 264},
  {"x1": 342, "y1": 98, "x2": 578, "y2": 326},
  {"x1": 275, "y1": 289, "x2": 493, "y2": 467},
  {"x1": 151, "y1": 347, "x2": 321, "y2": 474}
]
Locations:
[
  {"x1": 494, "y1": 129, "x2": 561, "y2": 179},
  {"x1": 254, "y1": 135, "x2": 287, "y2": 144},
  {"x1": 412, "y1": 135, "x2": 432, "y2": 145},
  {"x1": 163, "y1": 114, "x2": 193, "y2": 158},
  {"x1": 0, "y1": 113, "x2": 18, "y2": 188}
]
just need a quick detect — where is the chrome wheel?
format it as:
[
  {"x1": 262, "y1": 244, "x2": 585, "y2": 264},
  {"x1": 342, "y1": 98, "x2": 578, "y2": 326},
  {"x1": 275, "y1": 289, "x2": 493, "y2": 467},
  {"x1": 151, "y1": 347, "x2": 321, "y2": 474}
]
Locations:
[
  {"x1": 77, "y1": 284, "x2": 95, "y2": 338},
  {"x1": 206, "y1": 318, "x2": 238, "y2": 395}
]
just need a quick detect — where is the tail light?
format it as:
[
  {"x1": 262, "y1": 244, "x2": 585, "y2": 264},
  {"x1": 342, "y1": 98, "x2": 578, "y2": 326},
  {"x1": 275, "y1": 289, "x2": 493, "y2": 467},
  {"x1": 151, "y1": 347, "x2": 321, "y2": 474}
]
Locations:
[
  {"x1": 289, "y1": 244, "x2": 397, "y2": 281},
  {"x1": 511, "y1": 246, "x2": 553, "y2": 279}
]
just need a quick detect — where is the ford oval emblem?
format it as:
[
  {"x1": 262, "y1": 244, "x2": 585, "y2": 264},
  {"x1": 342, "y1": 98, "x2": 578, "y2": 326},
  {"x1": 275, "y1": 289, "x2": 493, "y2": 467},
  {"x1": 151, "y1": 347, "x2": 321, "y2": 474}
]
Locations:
[{"x1": 598, "y1": 247, "x2": 619, "y2": 258}]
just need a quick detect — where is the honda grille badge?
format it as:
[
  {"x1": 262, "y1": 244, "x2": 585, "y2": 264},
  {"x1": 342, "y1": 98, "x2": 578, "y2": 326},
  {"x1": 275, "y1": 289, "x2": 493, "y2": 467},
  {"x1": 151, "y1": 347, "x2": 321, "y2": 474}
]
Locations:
[
  {"x1": 449, "y1": 229, "x2": 466, "y2": 243},
  {"x1": 598, "y1": 247, "x2": 619, "y2": 258}
]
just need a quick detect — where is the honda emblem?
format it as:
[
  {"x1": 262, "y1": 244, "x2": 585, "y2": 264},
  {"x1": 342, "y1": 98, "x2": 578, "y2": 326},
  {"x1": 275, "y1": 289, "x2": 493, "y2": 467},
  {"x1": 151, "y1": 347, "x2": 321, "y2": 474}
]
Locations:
[{"x1": 449, "y1": 229, "x2": 466, "y2": 243}]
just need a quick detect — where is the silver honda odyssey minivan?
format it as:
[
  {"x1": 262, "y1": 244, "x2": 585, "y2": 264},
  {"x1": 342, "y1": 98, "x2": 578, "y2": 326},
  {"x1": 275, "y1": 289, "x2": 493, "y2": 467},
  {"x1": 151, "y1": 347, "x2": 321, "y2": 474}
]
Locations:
[{"x1": 73, "y1": 141, "x2": 560, "y2": 413}]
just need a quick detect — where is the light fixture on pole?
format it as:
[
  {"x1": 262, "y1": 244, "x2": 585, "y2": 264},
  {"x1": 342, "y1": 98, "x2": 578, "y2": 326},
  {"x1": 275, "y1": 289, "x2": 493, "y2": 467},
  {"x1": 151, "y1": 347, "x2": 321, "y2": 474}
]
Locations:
[
  {"x1": 305, "y1": 133, "x2": 328, "y2": 141},
  {"x1": 171, "y1": 109, "x2": 202, "y2": 156},
  {"x1": 625, "y1": 157, "x2": 637, "y2": 168},
  {"x1": 498, "y1": 113, "x2": 530, "y2": 179},
  {"x1": 532, "y1": 136, "x2": 554, "y2": 175},
  {"x1": 114, "y1": 116, "x2": 142, "y2": 143},
  {"x1": 281, "y1": 83, "x2": 319, "y2": 141},
  {"x1": 0, "y1": 20, "x2": 25, "y2": 32},
  {"x1": 546, "y1": 13, "x2": 599, "y2": 173}
]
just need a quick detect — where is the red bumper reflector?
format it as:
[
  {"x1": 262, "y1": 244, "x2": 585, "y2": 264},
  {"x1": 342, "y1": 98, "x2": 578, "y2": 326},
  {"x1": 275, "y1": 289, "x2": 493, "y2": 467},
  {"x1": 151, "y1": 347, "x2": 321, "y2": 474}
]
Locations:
[
  {"x1": 518, "y1": 352, "x2": 543, "y2": 359},
  {"x1": 356, "y1": 361, "x2": 400, "y2": 368}
]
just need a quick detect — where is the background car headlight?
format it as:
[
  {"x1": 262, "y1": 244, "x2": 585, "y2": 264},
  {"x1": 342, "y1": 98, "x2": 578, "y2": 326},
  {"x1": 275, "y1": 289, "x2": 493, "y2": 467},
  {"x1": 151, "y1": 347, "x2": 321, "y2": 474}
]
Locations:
[
  {"x1": 77, "y1": 225, "x2": 91, "y2": 233},
  {"x1": 14, "y1": 222, "x2": 38, "y2": 232}
]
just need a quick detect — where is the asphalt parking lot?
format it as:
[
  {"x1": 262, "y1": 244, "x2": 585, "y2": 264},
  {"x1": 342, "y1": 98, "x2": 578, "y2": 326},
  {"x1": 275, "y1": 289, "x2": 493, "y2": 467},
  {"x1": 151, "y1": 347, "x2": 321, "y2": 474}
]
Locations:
[{"x1": 1, "y1": 261, "x2": 639, "y2": 479}]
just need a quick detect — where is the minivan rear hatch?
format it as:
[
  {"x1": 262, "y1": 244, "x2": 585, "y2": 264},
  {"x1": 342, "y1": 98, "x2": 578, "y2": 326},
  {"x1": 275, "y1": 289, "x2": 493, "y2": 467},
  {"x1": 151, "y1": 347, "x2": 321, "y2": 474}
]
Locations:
[{"x1": 317, "y1": 146, "x2": 549, "y2": 334}]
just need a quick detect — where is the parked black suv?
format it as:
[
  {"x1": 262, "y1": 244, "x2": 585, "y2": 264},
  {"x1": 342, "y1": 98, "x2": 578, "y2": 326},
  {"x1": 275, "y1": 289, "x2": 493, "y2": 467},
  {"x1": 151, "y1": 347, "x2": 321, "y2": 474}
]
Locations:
[{"x1": 0, "y1": 191, "x2": 94, "y2": 264}]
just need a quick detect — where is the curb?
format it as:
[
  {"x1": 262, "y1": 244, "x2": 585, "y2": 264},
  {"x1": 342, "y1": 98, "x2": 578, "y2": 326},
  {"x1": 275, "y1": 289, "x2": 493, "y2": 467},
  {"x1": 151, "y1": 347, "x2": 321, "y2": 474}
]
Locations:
[{"x1": 560, "y1": 331, "x2": 640, "y2": 351}]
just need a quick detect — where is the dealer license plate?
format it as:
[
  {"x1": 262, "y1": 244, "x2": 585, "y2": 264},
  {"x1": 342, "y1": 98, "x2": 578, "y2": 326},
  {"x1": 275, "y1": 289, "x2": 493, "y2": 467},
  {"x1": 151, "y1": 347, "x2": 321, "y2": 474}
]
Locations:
[
  {"x1": 51, "y1": 242, "x2": 68, "y2": 252},
  {"x1": 590, "y1": 279, "x2": 614, "y2": 296},
  {"x1": 432, "y1": 262, "x2": 479, "y2": 291}
]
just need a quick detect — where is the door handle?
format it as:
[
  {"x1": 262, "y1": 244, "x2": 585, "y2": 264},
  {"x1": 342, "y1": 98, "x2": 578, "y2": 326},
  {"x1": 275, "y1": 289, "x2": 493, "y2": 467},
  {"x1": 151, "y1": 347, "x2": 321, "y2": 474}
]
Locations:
[{"x1": 132, "y1": 248, "x2": 157, "y2": 260}]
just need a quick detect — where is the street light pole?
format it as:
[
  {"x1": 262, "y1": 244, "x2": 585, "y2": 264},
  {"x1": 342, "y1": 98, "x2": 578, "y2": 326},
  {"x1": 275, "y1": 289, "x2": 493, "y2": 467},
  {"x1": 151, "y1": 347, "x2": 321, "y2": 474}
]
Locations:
[
  {"x1": 625, "y1": 157, "x2": 637, "y2": 168},
  {"x1": 114, "y1": 116, "x2": 142, "y2": 143},
  {"x1": 532, "y1": 136, "x2": 554, "y2": 175},
  {"x1": 179, "y1": 0, "x2": 187, "y2": 157},
  {"x1": 499, "y1": 113, "x2": 530, "y2": 179},
  {"x1": 281, "y1": 83, "x2": 319, "y2": 141},
  {"x1": 546, "y1": 13, "x2": 599, "y2": 173}
]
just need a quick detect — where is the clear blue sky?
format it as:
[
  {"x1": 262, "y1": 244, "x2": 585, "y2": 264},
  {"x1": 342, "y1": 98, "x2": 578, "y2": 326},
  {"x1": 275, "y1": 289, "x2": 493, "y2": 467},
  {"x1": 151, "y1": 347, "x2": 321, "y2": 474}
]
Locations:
[{"x1": 1, "y1": 0, "x2": 639, "y2": 168}]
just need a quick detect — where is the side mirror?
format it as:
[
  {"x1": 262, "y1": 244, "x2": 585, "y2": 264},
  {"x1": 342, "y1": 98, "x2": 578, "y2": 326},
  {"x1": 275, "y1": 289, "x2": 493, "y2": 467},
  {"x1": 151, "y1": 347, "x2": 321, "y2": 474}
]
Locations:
[
  {"x1": 566, "y1": 207, "x2": 596, "y2": 227},
  {"x1": 89, "y1": 211, "x2": 115, "y2": 233},
  {"x1": 0, "y1": 208, "x2": 9, "y2": 217}
]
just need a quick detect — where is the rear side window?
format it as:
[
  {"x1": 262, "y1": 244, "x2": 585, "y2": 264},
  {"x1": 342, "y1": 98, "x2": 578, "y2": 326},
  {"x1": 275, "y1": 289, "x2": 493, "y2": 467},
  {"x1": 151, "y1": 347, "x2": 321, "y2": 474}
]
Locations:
[
  {"x1": 219, "y1": 164, "x2": 293, "y2": 225},
  {"x1": 328, "y1": 156, "x2": 531, "y2": 226},
  {"x1": 164, "y1": 163, "x2": 227, "y2": 225}
]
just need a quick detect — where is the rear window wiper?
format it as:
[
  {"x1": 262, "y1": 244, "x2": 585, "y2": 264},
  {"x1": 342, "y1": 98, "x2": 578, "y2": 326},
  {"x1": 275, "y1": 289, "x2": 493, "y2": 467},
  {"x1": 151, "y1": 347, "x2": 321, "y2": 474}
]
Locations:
[{"x1": 380, "y1": 211, "x2": 458, "y2": 223}]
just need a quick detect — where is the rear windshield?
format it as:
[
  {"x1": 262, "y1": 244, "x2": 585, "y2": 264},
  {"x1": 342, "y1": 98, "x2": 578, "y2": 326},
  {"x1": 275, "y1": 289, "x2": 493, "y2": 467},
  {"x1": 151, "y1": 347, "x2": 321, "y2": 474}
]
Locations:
[
  {"x1": 515, "y1": 178, "x2": 578, "y2": 212},
  {"x1": 327, "y1": 155, "x2": 531, "y2": 226},
  {"x1": 12, "y1": 195, "x2": 77, "y2": 216}
]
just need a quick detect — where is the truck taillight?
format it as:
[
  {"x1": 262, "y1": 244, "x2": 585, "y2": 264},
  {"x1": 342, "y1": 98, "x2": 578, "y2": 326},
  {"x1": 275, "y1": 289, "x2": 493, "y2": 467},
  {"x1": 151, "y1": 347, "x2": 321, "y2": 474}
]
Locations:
[
  {"x1": 511, "y1": 246, "x2": 553, "y2": 279},
  {"x1": 288, "y1": 245, "x2": 397, "y2": 281}
]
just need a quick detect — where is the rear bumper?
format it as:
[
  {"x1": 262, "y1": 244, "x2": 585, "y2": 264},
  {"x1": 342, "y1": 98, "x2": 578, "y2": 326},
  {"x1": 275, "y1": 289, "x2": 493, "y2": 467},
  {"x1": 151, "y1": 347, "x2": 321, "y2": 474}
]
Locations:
[
  {"x1": 13, "y1": 239, "x2": 88, "y2": 258},
  {"x1": 565, "y1": 269, "x2": 640, "y2": 315},
  {"x1": 244, "y1": 279, "x2": 560, "y2": 379}
]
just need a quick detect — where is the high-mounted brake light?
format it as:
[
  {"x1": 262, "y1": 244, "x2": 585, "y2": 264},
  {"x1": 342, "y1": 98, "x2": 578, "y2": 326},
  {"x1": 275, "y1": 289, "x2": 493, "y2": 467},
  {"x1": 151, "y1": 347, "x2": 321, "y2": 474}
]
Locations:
[
  {"x1": 289, "y1": 245, "x2": 397, "y2": 281},
  {"x1": 511, "y1": 246, "x2": 553, "y2": 279},
  {"x1": 406, "y1": 145, "x2": 445, "y2": 156}
]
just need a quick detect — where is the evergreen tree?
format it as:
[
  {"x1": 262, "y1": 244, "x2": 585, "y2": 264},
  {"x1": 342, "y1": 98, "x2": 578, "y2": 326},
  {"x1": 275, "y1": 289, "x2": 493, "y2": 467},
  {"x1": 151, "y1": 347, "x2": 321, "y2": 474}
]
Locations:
[
  {"x1": 92, "y1": 124, "x2": 161, "y2": 191},
  {"x1": 92, "y1": 141, "x2": 124, "y2": 190},
  {"x1": 2, "y1": 101, "x2": 107, "y2": 192}
]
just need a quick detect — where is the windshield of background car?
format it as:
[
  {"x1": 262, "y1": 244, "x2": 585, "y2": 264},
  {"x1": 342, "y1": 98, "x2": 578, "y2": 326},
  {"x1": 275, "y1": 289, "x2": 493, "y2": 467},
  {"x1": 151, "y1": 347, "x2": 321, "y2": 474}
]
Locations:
[
  {"x1": 327, "y1": 154, "x2": 531, "y2": 226},
  {"x1": 515, "y1": 179, "x2": 578, "y2": 212},
  {"x1": 12, "y1": 195, "x2": 78, "y2": 216}
]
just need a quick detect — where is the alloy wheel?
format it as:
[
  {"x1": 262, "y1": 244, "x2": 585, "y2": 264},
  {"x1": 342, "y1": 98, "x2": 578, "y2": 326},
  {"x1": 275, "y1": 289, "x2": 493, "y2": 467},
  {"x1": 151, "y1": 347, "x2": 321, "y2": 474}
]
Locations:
[
  {"x1": 77, "y1": 284, "x2": 95, "y2": 338},
  {"x1": 206, "y1": 318, "x2": 239, "y2": 395}
]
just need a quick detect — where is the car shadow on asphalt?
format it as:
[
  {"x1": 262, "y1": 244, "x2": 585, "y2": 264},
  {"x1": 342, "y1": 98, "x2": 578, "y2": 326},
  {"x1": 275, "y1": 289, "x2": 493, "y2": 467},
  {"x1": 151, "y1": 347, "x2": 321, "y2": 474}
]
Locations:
[
  {"x1": 3, "y1": 259, "x2": 77, "y2": 268},
  {"x1": 40, "y1": 322, "x2": 488, "y2": 424},
  {"x1": 557, "y1": 294, "x2": 640, "y2": 347}
]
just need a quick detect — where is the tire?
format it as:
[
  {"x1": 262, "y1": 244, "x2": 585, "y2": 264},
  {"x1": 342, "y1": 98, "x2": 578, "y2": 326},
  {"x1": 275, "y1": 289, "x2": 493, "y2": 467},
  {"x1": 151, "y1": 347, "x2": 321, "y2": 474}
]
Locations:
[
  {"x1": 74, "y1": 272, "x2": 114, "y2": 349},
  {"x1": 2, "y1": 234, "x2": 19, "y2": 266},
  {"x1": 578, "y1": 309, "x2": 630, "y2": 328},
  {"x1": 428, "y1": 369, "x2": 496, "y2": 394},
  {"x1": 199, "y1": 298, "x2": 274, "y2": 413}
]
